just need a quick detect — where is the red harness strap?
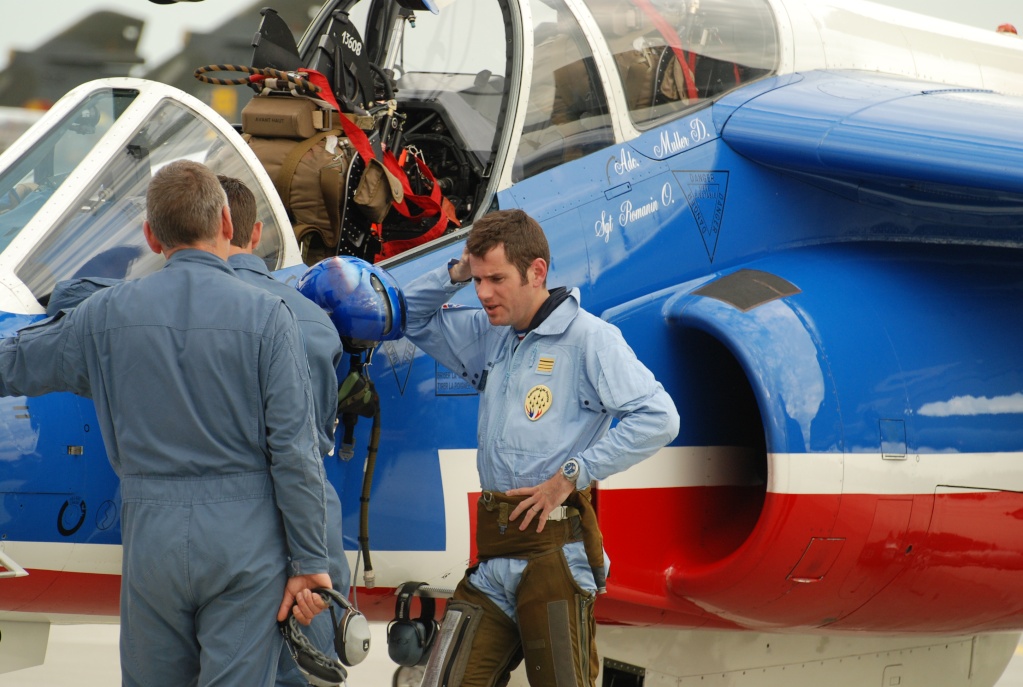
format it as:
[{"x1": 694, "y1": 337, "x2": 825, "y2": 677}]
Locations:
[
  {"x1": 630, "y1": 0, "x2": 699, "y2": 102},
  {"x1": 298, "y1": 68, "x2": 459, "y2": 260},
  {"x1": 377, "y1": 152, "x2": 459, "y2": 259}
]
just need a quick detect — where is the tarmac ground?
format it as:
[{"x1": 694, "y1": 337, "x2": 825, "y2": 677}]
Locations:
[{"x1": 3, "y1": 623, "x2": 1023, "y2": 686}]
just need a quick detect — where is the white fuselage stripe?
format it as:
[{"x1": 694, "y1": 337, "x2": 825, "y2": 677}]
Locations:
[
  {"x1": 7, "y1": 448, "x2": 1020, "y2": 578},
  {"x1": 599, "y1": 446, "x2": 1023, "y2": 495},
  {"x1": 1, "y1": 542, "x2": 122, "y2": 576}
]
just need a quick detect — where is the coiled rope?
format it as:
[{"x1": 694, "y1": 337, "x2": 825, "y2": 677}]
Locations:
[{"x1": 193, "y1": 64, "x2": 322, "y2": 96}]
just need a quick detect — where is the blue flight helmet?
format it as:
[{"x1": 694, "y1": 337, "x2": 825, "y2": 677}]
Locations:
[{"x1": 298, "y1": 256, "x2": 407, "y2": 351}]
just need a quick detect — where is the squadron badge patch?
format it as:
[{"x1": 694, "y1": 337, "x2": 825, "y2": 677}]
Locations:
[{"x1": 525, "y1": 384, "x2": 553, "y2": 421}]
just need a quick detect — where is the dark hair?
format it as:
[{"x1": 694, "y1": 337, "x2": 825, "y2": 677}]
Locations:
[
  {"x1": 466, "y1": 209, "x2": 550, "y2": 284},
  {"x1": 217, "y1": 175, "x2": 258, "y2": 248},
  {"x1": 146, "y1": 160, "x2": 226, "y2": 248}
]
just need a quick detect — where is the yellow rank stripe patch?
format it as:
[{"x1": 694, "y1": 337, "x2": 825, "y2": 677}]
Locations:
[{"x1": 536, "y1": 356, "x2": 555, "y2": 375}]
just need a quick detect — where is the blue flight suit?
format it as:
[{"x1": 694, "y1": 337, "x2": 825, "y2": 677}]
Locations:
[
  {"x1": 403, "y1": 263, "x2": 680, "y2": 617},
  {"x1": 229, "y1": 252, "x2": 351, "y2": 686},
  {"x1": 0, "y1": 250, "x2": 330, "y2": 687}
]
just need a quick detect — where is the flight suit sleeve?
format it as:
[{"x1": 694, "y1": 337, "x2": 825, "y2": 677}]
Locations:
[
  {"x1": 300, "y1": 318, "x2": 344, "y2": 458},
  {"x1": 262, "y1": 302, "x2": 330, "y2": 576},
  {"x1": 574, "y1": 335, "x2": 680, "y2": 484},
  {"x1": 0, "y1": 310, "x2": 92, "y2": 399},
  {"x1": 403, "y1": 264, "x2": 491, "y2": 385}
]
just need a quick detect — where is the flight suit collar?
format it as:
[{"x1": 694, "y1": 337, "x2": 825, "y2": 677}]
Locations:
[
  {"x1": 227, "y1": 252, "x2": 271, "y2": 276},
  {"x1": 166, "y1": 248, "x2": 235, "y2": 275},
  {"x1": 529, "y1": 287, "x2": 581, "y2": 338}
]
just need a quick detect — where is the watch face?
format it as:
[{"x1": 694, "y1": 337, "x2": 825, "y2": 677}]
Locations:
[{"x1": 563, "y1": 460, "x2": 579, "y2": 480}]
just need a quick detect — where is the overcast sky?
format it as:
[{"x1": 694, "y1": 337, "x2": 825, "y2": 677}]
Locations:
[{"x1": 2, "y1": 0, "x2": 1020, "y2": 73}]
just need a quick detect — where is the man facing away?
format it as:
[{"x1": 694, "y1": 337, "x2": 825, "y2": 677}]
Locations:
[
  {"x1": 219, "y1": 175, "x2": 353, "y2": 685},
  {"x1": 0, "y1": 160, "x2": 329, "y2": 687},
  {"x1": 402, "y1": 208, "x2": 680, "y2": 687}
]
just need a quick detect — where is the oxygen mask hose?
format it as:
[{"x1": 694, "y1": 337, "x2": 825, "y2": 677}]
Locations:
[
  {"x1": 360, "y1": 408, "x2": 380, "y2": 588},
  {"x1": 335, "y1": 352, "x2": 381, "y2": 588},
  {"x1": 336, "y1": 355, "x2": 377, "y2": 459}
]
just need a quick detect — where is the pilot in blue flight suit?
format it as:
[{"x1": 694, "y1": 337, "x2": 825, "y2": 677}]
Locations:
[
  {"x1": 0, "y1": 161, "x2": 330, "y2": 687},
  {"x1": 402, "y1": 209, "x2": 679, "y2": 687},
  {"x1": 218, "y1": 175, "x2": 352, "y2": 686}
]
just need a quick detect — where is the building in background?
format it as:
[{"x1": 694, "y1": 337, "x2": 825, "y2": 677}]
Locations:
[
  {"x1": 0, "y1": 2, "x2": 320, "y2": 124},
  {"x1": 0, "y1": 12, "x2": 144, "y2": 110}
]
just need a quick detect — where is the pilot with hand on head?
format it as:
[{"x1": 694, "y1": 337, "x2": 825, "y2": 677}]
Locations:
[
  {"x1": 0, "y1": 160, "x2": 330, "y2": 687},
  {"x1": 219, "y1": 174, "x2": 353, "y2": 686},
  {"x1": 401, "y1": 208, "x2": 680, "y2": 687}
]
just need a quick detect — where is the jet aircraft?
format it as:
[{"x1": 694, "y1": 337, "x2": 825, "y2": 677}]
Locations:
[
  {"x1": 143, "y1": 0, "x2": 325, "y2": 121},
  {"x1": 1, "y1": 0, "x2": 1023, "y2": 684},
  {"x1": 0, "y1": 11, "x2": 145, "y2": 111},
  {"x1": 0, "y1": 108, "x2": 42, "y2": 156}
]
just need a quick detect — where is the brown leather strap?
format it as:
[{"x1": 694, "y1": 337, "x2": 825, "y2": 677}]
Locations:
[
  {"x1": 276, "y1": 129, "x2": 341, "y2": 215},
  {"x1": 564, "y1": 485, "x2": 606, "y2": 592},
  {"x1": 474, "y1": 485, "x2": 604, "y2": 592},
  {"x1": 475, "y1": 491, "x2": 577, "y2": 560},
  {"x1": 320, "y1": 161, "x2": 343, "y2": 241}
]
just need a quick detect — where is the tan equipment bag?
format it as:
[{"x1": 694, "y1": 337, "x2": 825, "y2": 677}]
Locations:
[{"x1": 241, "y1": 94, "x2": 400, "y2": 264}]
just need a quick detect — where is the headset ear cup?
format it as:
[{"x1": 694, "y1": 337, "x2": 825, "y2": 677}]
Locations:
[
  {"x1": 387, "y1": 581, "x2": 442, "y2": 667},
  {"x1": 295, "y1": 651, "x2": 347, "y2": 686},
  {"x1": 283, "y1": 610, "x2": 348, "y2": 687},
  {"x1": 422, "y1": 618, "x2": 439, "y2": 651},
  {"x1": 412, "y1": 594, "x2": 438, "y2": 665},
  {"x1": 410, "y1": 619, "x2": 437, "y2": 666},
  {"x1": 337, "y1": 609, "x2": 371, "y2": 666},
  {"x1": 387, "y1": 619, "x2": 427, "y2": 667}
]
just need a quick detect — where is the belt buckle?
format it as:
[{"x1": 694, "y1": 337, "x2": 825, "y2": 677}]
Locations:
[{"x1": 547, "y1": 505, "x2": 568, "y2": 521}]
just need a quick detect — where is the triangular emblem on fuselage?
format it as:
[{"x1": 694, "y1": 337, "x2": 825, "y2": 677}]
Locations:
[
  {"x1": 383, "y1": 339, "x2": 417, "y2": 395},
  {"x1": 674, "y1": 170, "x2": 729, "y2": 263}
]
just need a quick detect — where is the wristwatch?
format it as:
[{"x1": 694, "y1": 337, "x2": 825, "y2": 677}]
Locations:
[
  {"x1": 448, "y1": 258, "x2": 471, "y2": 284},
  {"x1": 560, "y1": 458, "x2": 580, "y2": 484}
]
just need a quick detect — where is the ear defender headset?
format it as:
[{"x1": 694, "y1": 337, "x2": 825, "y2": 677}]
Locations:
[
  {"x1": 387, "y1": 581, "x2": 439, "y2": 667},
  {"x1": 279, "y1": 587, "x2": 372, "y2": 687}
]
